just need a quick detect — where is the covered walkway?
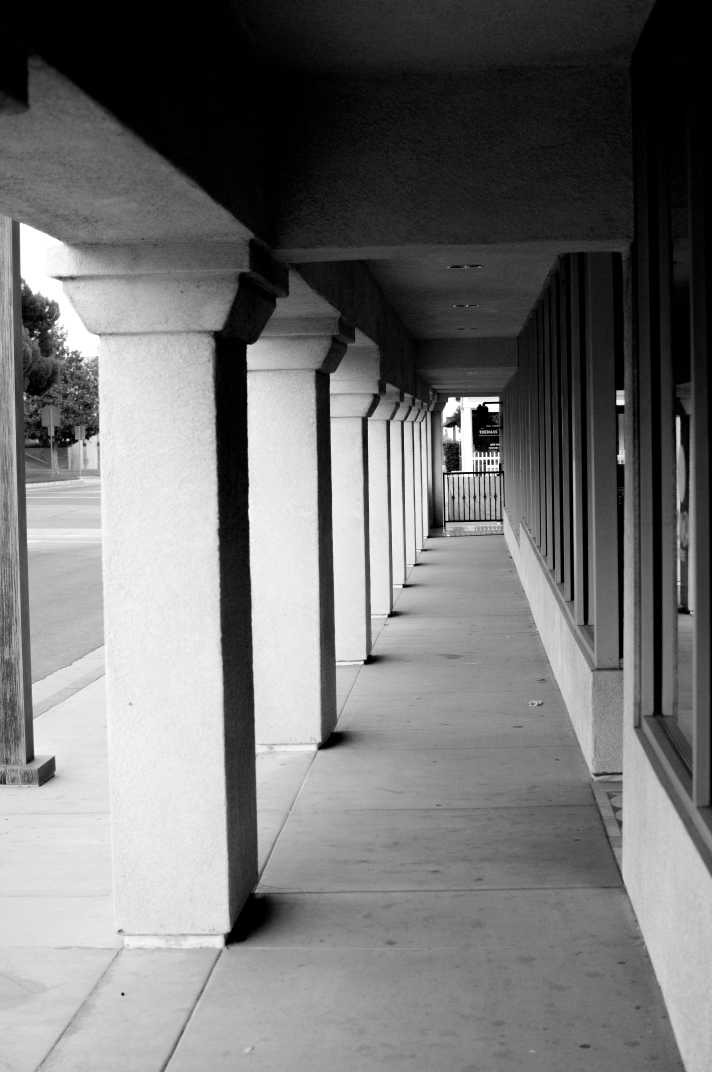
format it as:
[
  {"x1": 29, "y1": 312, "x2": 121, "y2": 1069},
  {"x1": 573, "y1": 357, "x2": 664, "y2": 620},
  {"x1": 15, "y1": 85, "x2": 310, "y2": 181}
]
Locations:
[{"x1": 1, "y1": 536, "x2": 682, "y2": 1070}]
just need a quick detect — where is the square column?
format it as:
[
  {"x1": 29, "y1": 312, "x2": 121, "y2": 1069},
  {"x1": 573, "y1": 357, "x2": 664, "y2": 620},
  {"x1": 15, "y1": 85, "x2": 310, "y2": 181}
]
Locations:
[
  {"x1": 247, "y1": 323, "x2": 351, "y2": 745},
  {"x1": 51, "y1": 241, "x2": 285, "y2": 945},
  {"x1": 368, "y1": 394, "x2": 399, "y2": 617},
  {"x1": 413, "y1": 408, "x2": 425, "y2": 553},
  {"x1": 431, "y1": 398, "x2": 446, "y2": 531},
  {"x1": 460, "y1": 399, "x2": 474, "y2": 471},
  {"x1": 331, "y1": 392, "x2": 379, "y2": 662},
  {"x1": 404, "y1": 401, "x2": 418, "y2": 569},
  {"x1": 424, "y1": 401, "x2": 434, "y2": 530},
  {"x1": 389, "y1": 400, "x2": 411, "y2": 589},
  {"x1": 0, "y1": 217, "x2": 55, "y2": 786}
]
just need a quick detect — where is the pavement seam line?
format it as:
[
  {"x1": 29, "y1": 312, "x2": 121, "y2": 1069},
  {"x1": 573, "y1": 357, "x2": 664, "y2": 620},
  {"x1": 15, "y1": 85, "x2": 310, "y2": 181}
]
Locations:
[
  {"x1": 257, "y1": 750, "x2": 320, "y2": 881},
  {"x1": 159, "y1": 951, "x2": 222, "y2": 1072},
  {"x1": 34, "y1": 949, "x2": 121, "y2": 1071}
]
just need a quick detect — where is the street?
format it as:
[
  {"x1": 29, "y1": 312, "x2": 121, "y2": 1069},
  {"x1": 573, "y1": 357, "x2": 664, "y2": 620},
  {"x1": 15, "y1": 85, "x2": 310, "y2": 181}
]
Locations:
[{"x1": 25, "y1": 480, "x2": 104, "y2": 682}]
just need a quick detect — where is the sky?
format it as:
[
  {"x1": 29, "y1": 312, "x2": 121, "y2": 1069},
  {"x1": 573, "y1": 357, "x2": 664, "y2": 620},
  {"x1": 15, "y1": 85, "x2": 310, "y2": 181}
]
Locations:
[{"x1": 19, "y1": 224, "x2": 99, "y2": 356}]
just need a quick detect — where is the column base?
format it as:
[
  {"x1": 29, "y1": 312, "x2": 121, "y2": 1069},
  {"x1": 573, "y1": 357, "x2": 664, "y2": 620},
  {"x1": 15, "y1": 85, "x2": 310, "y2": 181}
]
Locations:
[
  {"x1": 123, "y1": 933, "x2": 226, "y2": 950},
  {"x1": 336, "y1": 659, "x2": 367, "y2": 666},
  {"x1": 0, "y1": 756, "x2": 56, "y2": 786},
  {"x1": 256, "y1": 742, "x2": 319, "y2": 753}
]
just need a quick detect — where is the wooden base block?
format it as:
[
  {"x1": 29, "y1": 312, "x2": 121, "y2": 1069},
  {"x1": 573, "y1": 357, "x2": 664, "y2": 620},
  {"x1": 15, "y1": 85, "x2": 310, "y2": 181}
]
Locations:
[{"x1": 0, "y1": 756, "x2": 56, "y2": 786}]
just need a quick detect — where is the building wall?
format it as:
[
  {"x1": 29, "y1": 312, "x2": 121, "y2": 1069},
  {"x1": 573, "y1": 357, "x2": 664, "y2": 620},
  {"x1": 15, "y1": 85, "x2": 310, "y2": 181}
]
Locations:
[
  {"x1": 500, "y1": 251, "x2": 624, "y2": 774},
  {"x1": 620, "y1": 7, "x2": 712, "y2": 1068},
  {"x1": 623, "y1": 723, "x2": 712, "y2": 1072},
  {"x1": 504, "y1": 510, "x2": 622, "y2": 773}
]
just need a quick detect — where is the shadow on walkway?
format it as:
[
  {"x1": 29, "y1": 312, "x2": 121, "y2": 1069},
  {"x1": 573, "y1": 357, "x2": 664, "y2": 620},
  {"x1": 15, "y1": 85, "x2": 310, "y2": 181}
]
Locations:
[{"x1": 0, "y1": 535, "x2": 684, "y2": 1071}]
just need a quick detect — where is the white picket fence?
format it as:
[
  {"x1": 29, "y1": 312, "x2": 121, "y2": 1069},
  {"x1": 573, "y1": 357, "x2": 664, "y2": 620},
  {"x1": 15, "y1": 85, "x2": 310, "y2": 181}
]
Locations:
[{"x1": 471, "y1": 451, "x2": 501, "y2": 472}]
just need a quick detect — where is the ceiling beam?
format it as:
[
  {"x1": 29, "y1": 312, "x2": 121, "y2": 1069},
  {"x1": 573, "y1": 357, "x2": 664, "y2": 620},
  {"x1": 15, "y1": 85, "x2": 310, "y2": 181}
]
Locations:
[
  {"x1": 274, "y1": 67, "x2": 632, "y2": 259},
  {"x1": 417, "y1": 338, "x2": 518, "y2": 395}
]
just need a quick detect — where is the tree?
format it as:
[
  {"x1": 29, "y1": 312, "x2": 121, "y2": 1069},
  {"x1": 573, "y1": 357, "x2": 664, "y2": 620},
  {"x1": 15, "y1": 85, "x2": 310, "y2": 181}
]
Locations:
[
  {"x1": 443, "y1": 404, "x2": 461, "y2": 429},
  {"x1": 21, "y1": 281, "x2": 65, "y2": 396},
  {"x1": 21, "y1": 279, "x2": 99, "y2": 443},
  {"x1": 50, "y1": 351, "x2": 100, "y2": 441}
]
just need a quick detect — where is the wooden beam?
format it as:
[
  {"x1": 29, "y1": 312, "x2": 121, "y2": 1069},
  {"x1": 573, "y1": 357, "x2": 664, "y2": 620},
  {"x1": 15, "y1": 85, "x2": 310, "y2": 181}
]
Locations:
[{"x1": 0, "y1": 217, "x2": 55, "y2": 786}]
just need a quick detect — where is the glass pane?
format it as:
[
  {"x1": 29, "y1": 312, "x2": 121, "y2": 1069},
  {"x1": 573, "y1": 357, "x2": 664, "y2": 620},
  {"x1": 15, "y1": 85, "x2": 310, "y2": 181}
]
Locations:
[{"x1": 661, "y1": 85, "x2": 693, "y2": 762}]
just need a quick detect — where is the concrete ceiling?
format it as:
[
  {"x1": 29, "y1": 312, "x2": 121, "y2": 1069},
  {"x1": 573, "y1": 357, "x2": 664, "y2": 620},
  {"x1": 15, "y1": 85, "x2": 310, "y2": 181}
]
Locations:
[
  {"x1": 417, "y1": 338, "x2": 518, "y2": 396},
  {"x1": 5, "y1": 3, "x2": 654, "y2": 400},
  {"x1": 246, "y1": 1, "x2": 651, "y2": 387},
  {"x1": 238, "y1": 1, "x2": 654, "y2": 74},
  {"x1": 368, "y1": 244, "x2": 560, "y2": 340}
]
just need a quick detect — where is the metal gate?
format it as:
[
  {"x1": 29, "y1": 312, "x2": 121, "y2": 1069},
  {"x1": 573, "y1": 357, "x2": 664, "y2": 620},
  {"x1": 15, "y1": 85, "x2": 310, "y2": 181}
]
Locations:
[{"x1": 443, "y1": 470, "x2": 504, "y2": 522}]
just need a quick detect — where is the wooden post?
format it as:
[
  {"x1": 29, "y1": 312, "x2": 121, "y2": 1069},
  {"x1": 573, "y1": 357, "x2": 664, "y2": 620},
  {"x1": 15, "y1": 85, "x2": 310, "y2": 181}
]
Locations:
[{"x1": 0, "y1": 217, "x2": 55, "y2": 785}]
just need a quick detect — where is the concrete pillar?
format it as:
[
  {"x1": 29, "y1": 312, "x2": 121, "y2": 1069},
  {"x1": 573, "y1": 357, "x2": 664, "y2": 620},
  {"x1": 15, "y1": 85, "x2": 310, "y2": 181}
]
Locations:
[
  {"x1": 418, "y1": 405, "x2": 428, "y2": 548},
  {"x1": 368, "y1": 392, "x2": 399, "y2": 617},
  {"x1": 413, "y1": 409, "x2": 425, "y2": 553},
  {"x1": 425, "y1": 400, "x2": 434, "y2": 530},
  {"x1": 0, "y1": 217, "x2": 55, "y2": 786},
  {"x1": 390, "y1": 399, "x2": 410, "y2": 589},
  {"x1": 404, "y1": 401, "x2": 418, "y2": 568},
  {"x1": 461, "y1": 398, "x2": 474, "y2": 471},
  {"x1": 247, "y1": 321, "x2": 352, "y2": 745},
  {"x1": 51, "y1": 241, "x2": 286, "y2": 945},
  {"x1": 331, "y1": 392, "x2": 379, "y2": 662},
  {"x1": 431, "y1": 398, "x2": 446, "y2": 530}
]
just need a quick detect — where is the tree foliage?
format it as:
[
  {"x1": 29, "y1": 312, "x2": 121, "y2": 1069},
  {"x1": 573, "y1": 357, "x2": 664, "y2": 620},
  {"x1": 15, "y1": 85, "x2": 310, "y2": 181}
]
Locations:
[
  {"x1": 21, "y1": 280, "x2": 99, "y2": 443},
  {"x1": 443, "y1": 404, "x2": 461, "y2": 429},
  {"x1": 21, "y1": 281, "x2": 65, "y2": 396},
  {"x1": 443, "y1": 441, "x2": 461, "y2": 472}
]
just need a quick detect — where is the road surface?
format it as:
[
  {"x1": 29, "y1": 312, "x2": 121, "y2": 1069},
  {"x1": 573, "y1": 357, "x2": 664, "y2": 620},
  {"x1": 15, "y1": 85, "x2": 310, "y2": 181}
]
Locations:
[{"x1": 25, "y1": 480, "x2": 104, "y2": 682}]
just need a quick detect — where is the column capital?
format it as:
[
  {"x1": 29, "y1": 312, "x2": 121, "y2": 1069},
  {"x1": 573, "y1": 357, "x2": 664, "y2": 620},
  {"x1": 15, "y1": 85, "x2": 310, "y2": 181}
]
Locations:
[
  {"x1": 368, "y1": 381, "x2": 400, "y2": 421},
  {"x1": 329, "y1": 340, "x2": 381, "y2": 396},
  {"x1": 404, "y1": 397, "x2": 420, "y2": 423},
  {"x1": 369, "y1": 397, "x2": 399, "y2": 420},
  {"x1": 49, "y1": 239, "x2": 288, "y2": 342},
  {"x1": 392, "y1": 394, "x2": 414, "y2": 423},
  {"x1": 248, "y1": 316, "x2": 354, "y2": 373},
  {"x1": 331, "y1": 392, "x2": 379, "y2": 419}
]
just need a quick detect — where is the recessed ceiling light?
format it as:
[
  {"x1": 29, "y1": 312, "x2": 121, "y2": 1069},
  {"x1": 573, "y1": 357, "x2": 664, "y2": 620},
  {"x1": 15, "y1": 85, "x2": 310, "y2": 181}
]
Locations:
[
  {"x1": 451, "y1": 302, "x2": 479, "y2": 309},
  {"x1": 447, "y1": 263, "x2": 484, "y2": 270}
]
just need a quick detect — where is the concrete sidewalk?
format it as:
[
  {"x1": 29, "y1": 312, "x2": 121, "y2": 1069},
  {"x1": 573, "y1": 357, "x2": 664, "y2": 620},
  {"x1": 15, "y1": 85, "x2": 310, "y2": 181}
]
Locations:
[{"x1": 0, "y1": 536, "x2": 684, "y2": 1071}]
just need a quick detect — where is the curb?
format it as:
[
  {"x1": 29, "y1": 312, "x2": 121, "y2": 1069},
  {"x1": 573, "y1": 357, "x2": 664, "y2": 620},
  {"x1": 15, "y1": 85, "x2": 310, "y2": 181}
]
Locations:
[{"x1": 32, "y1": 647, "x2": 106, "y2": 718}]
